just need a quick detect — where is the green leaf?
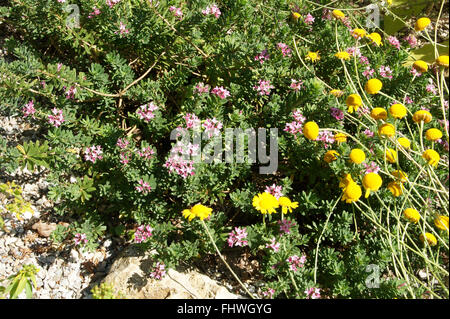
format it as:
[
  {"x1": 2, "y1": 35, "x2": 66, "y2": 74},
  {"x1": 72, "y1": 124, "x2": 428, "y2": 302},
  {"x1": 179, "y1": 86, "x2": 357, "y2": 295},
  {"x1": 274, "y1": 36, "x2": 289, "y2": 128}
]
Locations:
[
  {"x1": 404, "y1": 40, "x2": 449, "y2": 66},
  {"x1": 24, "y1": 280, "x2": 33, "y2": 299}
]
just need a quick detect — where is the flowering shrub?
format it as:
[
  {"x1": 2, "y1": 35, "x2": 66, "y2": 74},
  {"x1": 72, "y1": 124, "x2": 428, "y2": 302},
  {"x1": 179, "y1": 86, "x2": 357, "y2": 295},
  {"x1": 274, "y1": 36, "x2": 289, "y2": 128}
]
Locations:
[{"x1": 0, "y1": 0, "x2": 448, "y2": 299}]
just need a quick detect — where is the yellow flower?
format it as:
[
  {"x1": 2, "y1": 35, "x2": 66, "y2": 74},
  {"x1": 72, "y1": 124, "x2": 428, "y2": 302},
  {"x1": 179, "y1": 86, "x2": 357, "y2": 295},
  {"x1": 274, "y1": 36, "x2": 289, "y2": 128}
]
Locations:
[
  {"x1": 346, "y1": 94, "x2": 362, "y2": 113},
  {"x1": 324, "y1": 150, "x2": 340, "y2": 163},
  {"x1": 334, "y1": 133, "x2": 347, "y2": 143},
  {"x1": 412, "y1": 110, "x2": 432, "y2": 124},
  {"x1": 182, "y1": 204, "x2": 213, "y2": 222},
  {"x1": 330, "y1": 89, "x2": 344, "y2": 97},
  {"x1": 425, "y1": 128, "x2": 443, "y2": 141},
  {"x1": 352, "y1": 28, "x2": 366, "y2": 39},
  {"x1": 370, "y1": 107, "x2": 387, "y2": 121},
  {"x1": 422, "y1": 149, "x2": 440, "y2": 167},
  {"x1": 419, "y1": 233, "x2": 437, "y2": 246},
  {"x1": 278, "y1": 196, "x2": 299, "y2": 214},
  {"x1": 378, "y1": 123, "x2": 395, "y2": 137},
  {"x1": 434, "y1": 215, "x2": 449, "y2": 232},
  {"x1": 362, "y1": 173, "x2": 382, "y2": 198},
  {"x1": 339, "y1": 173, "x2": 354, "y2": 190},
  {"x1": 387, "y1": 181, "x2": 403, "y2": 197},
  {"x1": 413, "y1": 60, "x2": 428, "y2": 73},
  {"x1": 341, "y1": 181, "x2": 362, "y2": 204},
  {"x1": 397, "y1": 137, "x2": 411, "y2": 149},
  {"x1": 364, "y1": 79, "x2": 382, "y2": 95},
  {"x1": 306, "y1": 51, "x2": 320, "y2": 62},
  {"x1": 436, "y1": 55, "x2": 449, "y2": 68},
  {"x1": 367, "y1": 32, "x2": 382, "y2": 46},
  {"x1": 303, "y1": 121, "x2": 319, "y2": 140},
  {"x1": 403, "y1": 208, "x2": 421, "y2": 223},
  {"x1": 335, "y1": 51, "x2": 351, "y2": 61},
  {"x1": 332, "y1": 9, "x2": 346, "y2": 20},
  {"x1": 252, "y1": 192, "x2": 279, "y2": 214},
  {"x1": 415, "y1": 17, "x2": 431, "y2": 31},
  {"x1": 292, "y1": 12, "x2": 301, "y2": 20},
  {"x1": 349, "y1": 148, "x2": 365, "y2": 164},
  {"x1": 389, "y1": 103, "x2": 407, "y2": 119},
  {"x1": 385, "y1": 148, "x2": 397, "y2": 163},
  {"x1": 391, "y1": 170, "x2": 408, "y2": 183}
]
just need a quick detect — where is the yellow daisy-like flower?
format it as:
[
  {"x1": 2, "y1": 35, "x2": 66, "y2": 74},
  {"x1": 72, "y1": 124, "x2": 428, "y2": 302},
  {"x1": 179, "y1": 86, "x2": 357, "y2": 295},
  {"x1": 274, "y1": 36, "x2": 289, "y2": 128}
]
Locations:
[
  {"x1": 378, "y1": 123, "x2": 395, "y2": 137},
  {"x1": 346, "y1": 94, "x2": 362, "y2": 113},
  {"x1": 341, "y1": 181, "x2": 362, "y2": 204},
  {"x1": 412, "y1": 110, "x2": 432, "y2": 124},
  {"x1": 339, "y1": 173, "x2": 354, "y2": 190},
  {"x1": 362, "y1": 173, "x2": 382, "y2": 198},
  {"x1": 413, "y1": 60, "x2": 428, "y2": 73},
  {"x1": 436, "y1": 55, "x2": 449, "y2": 68},
  {"x1": 349, "y1": 148, "x2": 365, "y2": 164},
  {"x1": 334, "y1": 133, "x2": 347, "y2": 143},
  {"x1": 324, "y1": 150, "x2": 340, "y2": 163},
  {"x1": 370, "y1": 107, "x2": 387, "y2": 121},
  {"x1": 306, "y1": 51, "x2": 320, "y2": 63},
  {"x1": 252, "y1": 192, "x2": 279, "y2": 215},
  {"x1": 352, "y1": 28, "x2": 366, "y2": 39},
  {"x1": 335, "y1": 51, "x2": 351, "y2": 61},
  {"x1": 387, "y1": 181, "x2": 403, "y2": 197},
  {"x1": 397, "y1": 137, "x2": 411, "y2": 149},
  {"x1": 425, "y1": 128, "x2": 443, "y2": 141},
  {"x1": 332, "y1": 9, "x2": 346, "y2": 20},
  {"x1": 415, "y1": 17, "x2": 431, "y2": 31},
  {"x1": 330, "y1": 89, "x2": 344, "y2": 97},
  {"x1": 434, "y1": 215, "x2": 449, "y2": 232},
  {"x1": 391, "y1": 170, "x2": 408, "y2": 183},
  {"x1": 403, "y1": 208, "x2": 421, "y2": 223},
  {"x1": 182, "y1": 204, "x2": 213, "y2": 222},
  {"x1": 367, "y1": 32, "x2": 382, "y2": 46},
  {"x1": 389, "y1": 103, "x2": 407, "y2": 119},
  {"x1": 364, "y1": 79, "x2": 382, "y2": 95},
  {"x1": 278, "y1": 196, "x2": 299, "y2": 214},
  {"x1": 422, "y1": 149, "x2": 440, "y2": 167},
  {"x1": 292, "y1": 12, "x2": 301, "y2": 20},
  {"x1": 419, "y1": 233, "x2": 437, "y2": 246},
  {"x1": 303, "y1": 121, "x2": 319, "y2": 140},
  {"x1": 385, "y1": 148, "x2": 397, "y2": 163}
]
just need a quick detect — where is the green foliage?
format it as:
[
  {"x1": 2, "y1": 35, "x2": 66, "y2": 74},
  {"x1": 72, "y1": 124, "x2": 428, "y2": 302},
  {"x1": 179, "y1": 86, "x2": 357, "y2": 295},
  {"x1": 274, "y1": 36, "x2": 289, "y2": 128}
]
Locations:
[{"x1": 0, "y1": 264, "x2": 40, "y2": 299}]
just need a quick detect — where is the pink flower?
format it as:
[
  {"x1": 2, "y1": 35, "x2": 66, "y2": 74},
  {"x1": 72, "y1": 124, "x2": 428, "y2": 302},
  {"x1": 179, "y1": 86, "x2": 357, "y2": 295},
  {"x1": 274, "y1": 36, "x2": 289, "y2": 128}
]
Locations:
[
  {"x1": 292, "y1": 110, "x2": 306, "y2": 123},
  {"x1": 362, "y1": 67, "x2": 375, "y2": 79},
  {"x1": 388, "y1": 36, "x2": 401, "y2": 50},
  {"x1": 304, "y1": 13, "x2": 315, "y2": 25},
  {"x1": 57, "y1": 63, "x2": 63, "y2": 72},
  {"x1": 286, "y1": 255, "x2": 306, "y2": 272},
  {"x1": 202, "y1": 118, "x2": 223, "y2": 138},
  {"x1": 135, "y1": 179, "x2": 152, "y2": 194},
  {"x1": 254, "y1": 49, "x2": 270, "y2": 64},
  {"x1": 363, "y1": 161, "x2": 380, "y2": 174},
  {"x1": 284, "y1": 121, "x2": 303, "y2": 136},
  {"x1": 227, "y1": 227, "x2": 249, "y2": 247},
  {"x1": 379, "y1": 65, "x2": 393, "y2": 79},
  {"x1": 404, "y1": 95, "x2": 414, "y2": 104},
  {"x1": 277, "y1": 43, "x2": 292, "y2": 57},
  {"x1": 410, "y1": 67, "x2": 422, "y2": 77},
  {"x1": 134, "y1": 225, "x2": 153, "y2": 243},
  {"x1": 194, "y1": 82, "x2": 210, "y2": 94},
  {"x1": 184, "y1": 113, "x2": 201, "y2": 129},
  {"x1": 48, "y1": 108, "x2": 65, "y2": 127},
  {"x1": 254, "y1": 79, "x2": 274, "y2": 96},
  {"x1": 150, "y1": 262, "x2": 166, "y2": 280},
  {"x1": 164, "y1": 155, "x2": 195, "y2": 178},
  {"x1": 290, "y1": 79, "x2": 303, "y2": 92},
  {"x1": 346, "y1": 46, "x2": 361, "y2": 57},
  {"x1": 74, "y1": 233, "x2": 88, "y2": 245},
  {"x1": 136, "y1": 102, "x2": 159, "y2": 122},
  {"x1": 22, "y1": 100, "x2": 36, "y2": 118},
  {"x1": 202, "y1": 4, "x2": 221, "y2": 18},
  {"x1": 65, "y1": 85, "x2": 77, "y2": 99},
  {"x1": 404, "y1": 35, "x2": 418, "y2": 48},
  {"x1": 330, "y1": 107, "x2": 344, "y2": 121},
  {"x1": 278, "y1": 219, "x2": 296, "y2": 234},
  {"x1": 120, "y1": 152, "x2": 131, "y2": 165},
  {"x1": 115, "y1": 22, "x2": 129, "y2": 36},
  {"x1": 262, "y1": 288, "x2": 275, "y2": 299},
  {"x1": 317, "y1": 130, "x2": 335, "y2": 149},
  {"x1": 266, "y1": 238, "x2": 280, "y2": 252},
  {"x1": 359, "y1": 56, "x2": 369, "y2": 65},
  {"x1": 265, "y1": 184, "x2": 283, "y2": 199},
  {"x1": 137, "y1": 146, "x2": 155, "y2": 160},
  {"x1": 106, "y1": 0, "x2": 121, "y2": 8},
  {"x1": 426, "y1": 79, "x2": 437, "y2": 95},
  {"x1": 211, "y1": 86, "x2": 230, "y2": 99},
  {"x1": 305, "y1": 287, "x2": 321, "y2": 299},
  {"x1": 169, "y1": 6, "x2": 183, "y2": 19},
  {"x1": 84, "y1": 145, "x2": 103, "y2": 163},
  {"x1": 116, "y1": 138, "x2": 129, "y2": 149},
  {"x1": 321, "y1": 9, "x2": 332, "y2": 20},
  {"x1": 88, "y1": 7, "x2": 101, "y2": 18}
]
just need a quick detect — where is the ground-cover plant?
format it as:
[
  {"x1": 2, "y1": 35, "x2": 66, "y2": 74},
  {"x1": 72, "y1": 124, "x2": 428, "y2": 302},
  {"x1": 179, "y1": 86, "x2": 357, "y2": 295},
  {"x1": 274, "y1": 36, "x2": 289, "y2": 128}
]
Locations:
[{"x1": 0, "y1": 0, "x2": 448, "y2": 299}]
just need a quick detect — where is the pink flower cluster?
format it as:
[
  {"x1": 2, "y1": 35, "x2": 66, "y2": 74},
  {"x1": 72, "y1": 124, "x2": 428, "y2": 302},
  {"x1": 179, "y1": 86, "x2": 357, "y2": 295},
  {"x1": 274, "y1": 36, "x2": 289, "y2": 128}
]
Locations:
[
  {"x1": 84, "y1": 145, "x2": 103, "y2": 163},
  {"x1": 304, "y1": 13, "x2": 315, "y2": 25},
  {"x1": 136, "y1": 179, "x2": 152, "y2": 194},
  {"x1": 150, "y1": 262, "x2": 166, "y2": 280},
  {"x1": 211, "y1": 86, "x2": 230, "y2": 99},
  {"x1": 169, "y1": 6, "x2": 183, "y2": 19},
  {"x1": 379, "y1": 65, "x2": 393, "y2": 79},
  {"x1": 305, "y1": 287, "x2": 321, "y2": 299},
  {"x1": 164, "y1": 155, "x2": 195, "y2": 178},
  {"x1": 65, "y1": 85, "x2": 77, "y2": 99},
  {"x1": 202, "y1": 4, "x2": 221, "y2": 18},
  {"x1": 286, "y1": 255, "x2": 306, "y2": 272},
  {"x1": 134, "y1": 225, "x2": 153, "y2": 243},
  {"x1": 266, "y1": 238, "x2": 280, "y2": 252},
  {"x1": 330, "y1": 107, "x2": 344, "y2": 121},
  {"x1": 22, "y1": 100, "x2": 36, "y2": 118},
  {"x1": 284, "y1": 110, "x2": 306, "y2": 136},
  {"x1": 88, "y1": 7, "x2": 101, "y2": 19},
  {"x1": 74, "y1": 233, "x2": 88, "y2": 245},
  {"x1": 363, "y1": 129, "x2": 374, "y2": 138},
  {"x1": 290, "y1": 79, "x2": 303, "y2": 92},
  {"x1": 388, "y1": 36, "x2": 401, "y2": 50},
  {"x1": 136, "y1": 102, "x2": 159, "y2": 122},
  {"x1": 116, "y1": 138, "x2": 129, "y2": 149},
  {"x1": 120, "y1": 152, "x2": 131, "y2": 165},
  {"x1": 363, "y1": 161, "x2": 380, "y2": 174},
  {"x1": 317, "y1": 130, "x2": 335, "y2": 149},
  {"x1": 115, "y1": 22, "x2": 129, "y2": 36},
  {"x1": 202, "y1": 118, "x2": 223, "y2": 138},
  {"x1": 426, "y1": 79, "x2": 437, "y2": 95},
  {"x1": 362, "y1": 67, "x2": 375, "y2": 79},
  {"x1": 278, "y1": 219, "x2": 296, "y2": 234},
  {"x1": 137, "y1": 146, "x2": 155, "y2": 160},
  {"x1": 404, "y1": 35, "x2": 418, "y2": 48},
  {"x1": 265, "y1": 184, "x2": 283, "y2": 199},
  {"x1": 106, "y1": 0, "x2": 121, "y2": 8},
  {"x1": 194, "y1": 82, "x2": 210, "y2": 95},
  {"x1": 254, "y1": 49, "x2": 270, "y2": 64},
  {"x1": 227, "y1": 227, "x2": 249, "y2": 247},
  {"x1": 48, "y1": 108, "x2": 65, "y2": 127},
  {"x1": 277, "y1": 43, "x2": 292, "y2": 57},
  {"x1": 262, "y1": 288, "x2": 275, "y2": 299},
  {"x1": 184, "y1": 113, "x2": 201, "y2": 129},
  {"x1": 254, "y1": 79, "x2": 274, "y2": 96}
]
